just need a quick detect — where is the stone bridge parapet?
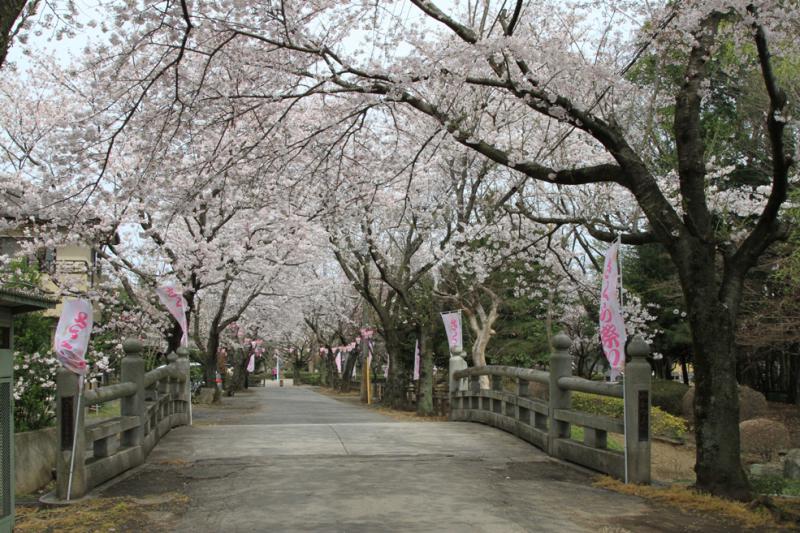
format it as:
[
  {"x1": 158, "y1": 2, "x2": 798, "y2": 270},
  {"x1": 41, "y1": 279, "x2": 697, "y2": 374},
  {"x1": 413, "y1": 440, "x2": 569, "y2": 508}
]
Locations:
[
  {"x1": 54, "y1": 339, "x2": 191, "y2": 500},
  {"x1": 450, "y1": 333, "x2": 651, "y2": 483}
]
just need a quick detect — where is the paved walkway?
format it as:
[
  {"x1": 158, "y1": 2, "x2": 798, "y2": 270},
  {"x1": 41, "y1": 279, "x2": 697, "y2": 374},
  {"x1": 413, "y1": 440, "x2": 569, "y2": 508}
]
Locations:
[{"x1": 100, "y1": 385, "x2": 733, "y2": 532}]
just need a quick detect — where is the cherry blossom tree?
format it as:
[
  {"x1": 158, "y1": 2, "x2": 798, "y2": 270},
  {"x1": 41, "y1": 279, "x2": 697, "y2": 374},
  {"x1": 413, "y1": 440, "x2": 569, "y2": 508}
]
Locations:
[{"x1": 6, "y1": 0, "x2": 798, "y2": 499}]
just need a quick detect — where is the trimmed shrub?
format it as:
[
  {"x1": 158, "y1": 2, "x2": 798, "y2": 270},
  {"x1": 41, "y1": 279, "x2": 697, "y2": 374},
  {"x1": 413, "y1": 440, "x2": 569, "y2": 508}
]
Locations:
[
  {"x1": 740, "y1": 418, "x2": 790, "y2": 462},
  {"x1": 293, "y1": 371, "x2": 322, "y2": 386},
  {"x1": 651, "y1": 380, "x2": 689, "y2": 416},
  {"x1": 682, "y1": 385, "x2": 768, "y2": 423},
  {"x1": 572, "y1": 391, "x2": 687, "y2": 440}
]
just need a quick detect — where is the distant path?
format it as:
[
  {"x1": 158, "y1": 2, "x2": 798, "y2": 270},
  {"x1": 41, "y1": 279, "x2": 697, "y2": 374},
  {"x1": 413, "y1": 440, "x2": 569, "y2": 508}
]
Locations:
[{"x1": 100, "y1": 385, "x2": 732, "y2": 532}]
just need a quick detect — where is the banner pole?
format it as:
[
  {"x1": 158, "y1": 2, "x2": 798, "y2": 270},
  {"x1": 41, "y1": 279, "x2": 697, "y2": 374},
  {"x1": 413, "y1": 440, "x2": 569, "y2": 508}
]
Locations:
[
  {"x1": 188, "y1": 355, "x2": 193, "y2": 425},
  {"x1": 617, "y1": 235, "x2": 629, "y2": 484},
  {"x1": 67, "y1": 374, "x2": 84, "y2": 501}
]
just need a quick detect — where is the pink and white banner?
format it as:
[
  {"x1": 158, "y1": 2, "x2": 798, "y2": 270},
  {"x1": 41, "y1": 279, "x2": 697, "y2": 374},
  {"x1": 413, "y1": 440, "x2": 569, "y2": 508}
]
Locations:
[
  {"x1": 335, "y1": 351, "x2": 342, "y2": 373},
  {"x1": 156, "y1": 285, "x2": 189, "y2": 346},
  {"x1": 412, "y1": 339, "x2": 420, "y2": 381},
  {"x1": 54, "y1": 299, "x2": 93, "y2": 375},
  {"x1": 441, "y1": 311, "x2": 463, "y2": 352},
  {"x1": 247, "y1": 353, "x2": 256, "y2": 373},
  {"x1": 599, "y1": 241, "x2": 627, "y2": 375}
]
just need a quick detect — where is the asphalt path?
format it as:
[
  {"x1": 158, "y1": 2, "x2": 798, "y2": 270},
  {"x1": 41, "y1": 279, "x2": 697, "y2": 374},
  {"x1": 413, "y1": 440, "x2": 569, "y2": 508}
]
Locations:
[{"x1": 100, "y1": 384, "x2": 736, "y2": 532}]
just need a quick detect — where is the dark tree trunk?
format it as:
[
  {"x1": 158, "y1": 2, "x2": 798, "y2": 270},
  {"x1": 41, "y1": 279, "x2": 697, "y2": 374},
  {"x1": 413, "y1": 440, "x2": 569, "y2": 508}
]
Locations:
[
  {"x1": 789, "y1": 347, "x2": 800, "y2": 405},
  {"x1": 675, "y1": 241, "x2": 750, "y2": 500},
  {"x1": 416, "y1": 324, "x2": 434, "y2": 416},
  {"x1": 339, "y1": 352, "x2": 357, "y2": 392},
  {"x1": 205, "y1": 329, "x2": 221, "y2": 387},
  {"x1": 227, "y1": 347, "x2": 247, "y2": 396},
  {"x1": 0, "y1": 0, "x2": 26, "y2": 70},
  {"x1": 680, "y1": 354, "x2": 690, "y2": 385},
  {"x1": 383, "y1": 329, "x2": 409, "y2": 409}
]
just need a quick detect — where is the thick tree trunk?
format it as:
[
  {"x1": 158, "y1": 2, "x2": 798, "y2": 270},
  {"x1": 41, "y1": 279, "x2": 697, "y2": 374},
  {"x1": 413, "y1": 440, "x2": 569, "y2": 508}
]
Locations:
[
  {"x1": 676, "y1": 242, "x2": 750, "y2": 500},
  {"x1": 339, "y1": 352, "x2": 357, "y2": 392},
  {"x1": 416, "y1": 325, "x2": 434, "y2": 416},
  {"x1": 383, "y1": 330, "x2": 409, "y2": 408},
  {"x1": 0, "y1": 0, "x2": 27, "y2": 70},
  {"x1": 789, "y1": 347, "x2": 800, "y2": 405},
  {"x1": 689, "y1": 306, "x2": 749, "y2": 499},
  {"x1": 205, "y1": 331, "x2": 221, "y2": 386},
  {"x1": 227, "y1": 347, "x2": 247, "y2": 395}
]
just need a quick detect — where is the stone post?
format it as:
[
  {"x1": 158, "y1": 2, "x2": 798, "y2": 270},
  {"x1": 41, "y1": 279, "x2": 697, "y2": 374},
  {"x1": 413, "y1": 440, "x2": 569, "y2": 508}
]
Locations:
[
  {"x1": 624, "y1": 336, "x2": 652, "y2": 484},
  {"x1": 548, "y1": 333, "x2": 572, "y2": 455},
  {"x1": 448, "y1": 350, "x2": 467, "y2": 396},
  {"x1": 55, "y1": 368, "x2": 87, "y2": 499},
  {"x1": 448, "y1": 352, "x2": 467, "y2": 420},
  {"x1": 176, "y1": 346, "x2": 192, "y2": 425},
  {"x1": 120, "y1": 339, "x2": 145, "y2": 448},
  {"x1": 166, "y1": 352, "x2": 178, "y2": 417}
]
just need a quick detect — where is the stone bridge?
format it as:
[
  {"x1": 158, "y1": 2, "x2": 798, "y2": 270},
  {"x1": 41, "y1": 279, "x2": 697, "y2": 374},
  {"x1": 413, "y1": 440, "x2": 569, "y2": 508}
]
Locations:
[{"x1": 46, "y1": 338, "x2": 732, "y2": 532}]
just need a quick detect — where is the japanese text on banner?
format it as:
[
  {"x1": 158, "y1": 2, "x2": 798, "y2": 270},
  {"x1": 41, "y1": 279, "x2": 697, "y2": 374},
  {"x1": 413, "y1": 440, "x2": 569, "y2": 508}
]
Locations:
[
  {"x1": 440, "y1": 311, "x2": 463, "y2": 352},
  {"x1": 156, "y1": 285, "x2": 189, "y2": 346},
  {"x1": 599, "y1": 241, "x2": 627, "y2": 372},
  {"x1": 54, "y1": 299, "x2": 93, "y2": 375}
]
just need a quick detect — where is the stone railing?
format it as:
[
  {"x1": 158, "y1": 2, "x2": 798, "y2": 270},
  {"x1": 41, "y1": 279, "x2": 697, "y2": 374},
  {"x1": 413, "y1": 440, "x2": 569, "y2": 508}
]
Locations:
[
  {"x1": 449, "y1": 333, "x2": 651, "y2": 483},
  {"x1": 54, "y1": 339, "x2": 191, "y2": 500}
]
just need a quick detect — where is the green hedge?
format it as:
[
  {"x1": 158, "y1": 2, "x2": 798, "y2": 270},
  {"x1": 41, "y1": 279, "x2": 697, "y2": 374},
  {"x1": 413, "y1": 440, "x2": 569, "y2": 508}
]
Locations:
[
  {"x1": 293, "y1": 371, "x2": 322, "y2": 386},
  {"x1": 571, "y1": 391, "x2": 687, "y2": 441},
  {"x1": 651, "y1": 379, "x2": 689, "y2": 416}
]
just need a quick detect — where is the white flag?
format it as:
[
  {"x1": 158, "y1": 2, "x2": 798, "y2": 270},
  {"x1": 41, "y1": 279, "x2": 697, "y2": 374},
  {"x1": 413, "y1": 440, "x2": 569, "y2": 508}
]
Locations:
[
  {"x1": 156, "y1": 285, "x2": 189, "y2": 346},
  {"x1": 440, "y1": 311, "x2": 463, "y2": 352},
  {"x1": 599, "y1": 241, "x2": 627, "y2": 373},
  {"x1": 54, "y1": 299, "x2": 93, "y2": 375}
]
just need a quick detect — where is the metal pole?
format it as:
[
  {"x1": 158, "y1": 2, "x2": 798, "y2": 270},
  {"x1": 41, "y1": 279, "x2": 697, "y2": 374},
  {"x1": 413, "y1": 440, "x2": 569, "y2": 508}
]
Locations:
[
  {"x1": 617, "y1": 235, "x2": 629, "y2": 484},
  {"x1": 66, "y1": 375, "x2": 84, "y2": 501}
]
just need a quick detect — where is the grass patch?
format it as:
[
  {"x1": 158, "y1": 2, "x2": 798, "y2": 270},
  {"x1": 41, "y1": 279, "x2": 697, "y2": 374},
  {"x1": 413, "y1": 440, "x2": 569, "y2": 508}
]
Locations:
[
  {"x1": 750, "y1": 475, "x2": 800, "y2": 498},
  {"x1": 15, "y1": 493, "x2": 190, "y2": 532},
  {"x1": 86, "y1": 400, "x2": 120, "y2": 421},
  {"x1": 570, "y1": 426, "x2": 624, "y2": 452},
  {"x1": 594, "y1": 476, "x2": 777, "y2": 529}
]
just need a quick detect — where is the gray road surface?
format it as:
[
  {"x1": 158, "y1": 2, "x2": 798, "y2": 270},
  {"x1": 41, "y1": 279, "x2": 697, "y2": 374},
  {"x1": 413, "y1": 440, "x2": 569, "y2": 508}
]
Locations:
[{"x1": 100, "y1": 385, "x2": 734, "y2": 532}]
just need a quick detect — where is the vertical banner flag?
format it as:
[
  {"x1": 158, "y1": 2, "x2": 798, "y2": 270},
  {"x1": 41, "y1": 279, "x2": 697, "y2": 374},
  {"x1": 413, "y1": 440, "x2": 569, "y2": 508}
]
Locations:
[
  {"x1": 247, "y1": 353, "x2": 256, "y2": 373},
  {"x1": 335, "y1": 350, "x2": 342, "y2": 373},
  {"x1": 599, "y1": 240, "x2": 627, "y2": 377},
  {"x1": 440, "y1": 311, "x2": 463, "y2": 353},
  {"x1": 156, "y1": 285, "x2": 189, "y2": 346},
  {"x1": 54, "y1": 298, "x2": 93, "y2": 501},
  {"x1": 413, "y1": 339, "x2": 420, "y2": 381},
  {"x1": 54, "y1": 299, "x2": 93, "y2": 375}
]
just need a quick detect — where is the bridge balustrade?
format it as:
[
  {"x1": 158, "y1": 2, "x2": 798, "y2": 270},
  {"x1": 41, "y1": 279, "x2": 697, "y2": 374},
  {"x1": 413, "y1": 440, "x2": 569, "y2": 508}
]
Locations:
[
  {"x1": 54, "y1": 339, "x2": 191, "y2": 500},
  {"x1": 450, "y1": 333, "x2": 651, "y2": 483}
]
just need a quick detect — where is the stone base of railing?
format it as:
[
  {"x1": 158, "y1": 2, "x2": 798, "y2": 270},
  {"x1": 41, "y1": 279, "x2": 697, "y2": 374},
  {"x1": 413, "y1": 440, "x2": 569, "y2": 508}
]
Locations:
[
  {"x1": 450, "y1": 334, "x2": 651, "y2": 484},
  {"x1": 53, "y1": 340, "x2": 192, "y2": 502}
]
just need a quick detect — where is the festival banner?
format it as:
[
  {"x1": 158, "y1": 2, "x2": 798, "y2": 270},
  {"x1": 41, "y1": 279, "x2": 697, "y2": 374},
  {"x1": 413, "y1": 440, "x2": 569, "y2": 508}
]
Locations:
[
  {"x1": 54, "y1": 299, "x2": 93, "y2": 375},
  {"x1": 440, "y1": 311, "x2": 463, "y2": 352},
  {"x1": 156, "y1": 285, "x2": 189, "y2": 346},
  {"x1": 599, "y1": 240, "x2": 627, "y2": 377},
  {"x1": 335, "y1": 351, "x2": 342, "y2": 373},
  {"x1": 247, "y1": 353, "x2": 256, "y2": 373},
  {"x1": 413, "y1": 339, "x2": 420, "y2": 381}
]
